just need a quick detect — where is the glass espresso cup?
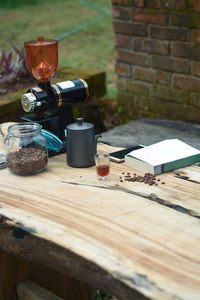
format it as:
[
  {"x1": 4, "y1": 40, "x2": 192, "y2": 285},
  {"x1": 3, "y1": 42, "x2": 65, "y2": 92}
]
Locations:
[{"x1": 95, "y1": 153, "x2": 110, "y2": 180}]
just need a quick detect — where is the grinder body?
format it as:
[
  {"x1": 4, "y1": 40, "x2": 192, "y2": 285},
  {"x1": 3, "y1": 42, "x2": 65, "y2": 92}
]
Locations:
[{"x1": 21, "y1": 79, "x2": 89, "y2": 142}]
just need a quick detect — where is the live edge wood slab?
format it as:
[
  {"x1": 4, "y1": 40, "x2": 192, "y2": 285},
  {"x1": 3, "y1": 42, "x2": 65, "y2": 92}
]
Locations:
[{"x1": 0, "y1": 143, "x2": 200, "y2": 300}]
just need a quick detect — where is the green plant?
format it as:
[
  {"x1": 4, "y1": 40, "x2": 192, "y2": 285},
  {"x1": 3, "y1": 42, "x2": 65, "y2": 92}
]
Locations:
[
  {"x1": 0, "y1": 41, "x2": 30, "y2": 94},
  {"x1": 96, "y1": 290, "x2": 119, "y2": 300}
]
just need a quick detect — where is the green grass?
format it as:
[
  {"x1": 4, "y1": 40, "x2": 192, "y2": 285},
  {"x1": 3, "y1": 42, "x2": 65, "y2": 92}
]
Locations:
[{"x1": 0, "y1": 0, "x2": 116, "y2": 97}]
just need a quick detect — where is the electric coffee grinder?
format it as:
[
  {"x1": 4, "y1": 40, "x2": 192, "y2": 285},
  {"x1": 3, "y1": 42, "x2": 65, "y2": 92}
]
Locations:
[{"x1": 21, "y1": 36, "x2": 89, "y2": 154}]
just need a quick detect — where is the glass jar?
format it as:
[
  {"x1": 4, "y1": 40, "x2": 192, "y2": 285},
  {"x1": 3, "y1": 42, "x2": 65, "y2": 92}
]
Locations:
[{"x1": 5, "y1": 122, "x2": 48, "y2": 175}]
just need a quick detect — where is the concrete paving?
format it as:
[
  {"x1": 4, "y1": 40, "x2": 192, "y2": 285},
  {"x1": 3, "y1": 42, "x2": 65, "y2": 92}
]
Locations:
[{"x1": 100, "y1": 118, "x2": 200, "y2": 149}]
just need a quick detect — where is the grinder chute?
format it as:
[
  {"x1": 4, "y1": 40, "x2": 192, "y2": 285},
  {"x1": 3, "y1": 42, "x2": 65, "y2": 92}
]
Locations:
[{"x1": 21, "y1": 36, "x2": 89, "y2": 154}]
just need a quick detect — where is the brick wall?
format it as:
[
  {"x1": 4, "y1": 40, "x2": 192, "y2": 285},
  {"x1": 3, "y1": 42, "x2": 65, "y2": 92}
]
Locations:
[{"x1": 111, "y1": 0, "x2": 200, "y2": 123}]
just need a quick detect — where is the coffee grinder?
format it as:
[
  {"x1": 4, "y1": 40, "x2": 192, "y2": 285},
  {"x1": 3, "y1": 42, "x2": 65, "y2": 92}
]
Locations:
[{"x1": 21, "y1": 36, "x2": 89, "y2": 153}]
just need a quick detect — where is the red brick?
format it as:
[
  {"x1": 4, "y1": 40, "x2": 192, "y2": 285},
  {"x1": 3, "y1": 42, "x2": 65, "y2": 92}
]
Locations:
[
  {"x1": 169, "y1": 103, "x2": 200, "y2": 122},
  {"x1": 115, "y1": 62, "x2": 131, "y2": 76},
  {"x1": 112, "y1": 6, "x2": 131, "y2": 20},
  {"x1": 146, "y1": 39, "x2": 169, "y2": 55},
  {"x1": 134, "y1": 67, "x2": 157, "y2": 83},
  {"x1": 146, "y1": 0, "x2": 162, "y2": 9},
  {"x1": 133, "y1": 38, "x2": 146, "y2": 51},
  {"x1": 150, "y1": 26, "x2": 189, "y2": 41},
  {"x1": 151, "y1": 84, "x2": 189, "y2": 103},
  {"x1": 117, "y1": 91, "x2": 135, "y2": 121},
  {"x1": 171, "y1": 42, "x2": 191, "y2": 58},
  {"x1": 134, "y1": 67, "x2": 171, "y2": 84},
  {"x1": 133, "y1": 38, "x2": 169, "y2": 55},
  {"x1": 191, "y1": 45, "x2": 200, "y2": 61},
  {"x1": 165, "y1": 0, "x2": 185, "y2": 10},
  {"x1": 151, "y1": 54, "x2": 189, "y2": 74},
  {"x1": 133, "y1": 10, "x2": 167, "y2": 25},
  {"x1": 192, "y1": 29, "x2": 200, "y2": 43},
  {"x1": 192, "y1": 62, "x2": 200, "y2": 77},
  {"x1": 118, "y1": 78, "x2": 150, "y2": 94},
  {"x1": 192, "y1": 0, "x2": 200, "y2": 12},
  {"x1": 134, "y1": 0, "x2": 144, "y2": 8},
  {"x1": 111, "y1": 0, "x2": 119, "y2": 4},
  {"x1": 115, "y1": 49, "x2": 148, "y2": 66},
  {"x1": 190, "y1": 92, "x2": 200, "y2": 107},
  {"x1": 113, "y1": 21, "x2": 147, "y2": 36},
  {"x1": 174, "y1": 75, "x2": 200, "y2": 92},
  {"x1": 114, "y1": 34, "x2": 131, "y2": 48},
  {"x1": 170, "y1": 13, "x2": 200, "y2": 28}
]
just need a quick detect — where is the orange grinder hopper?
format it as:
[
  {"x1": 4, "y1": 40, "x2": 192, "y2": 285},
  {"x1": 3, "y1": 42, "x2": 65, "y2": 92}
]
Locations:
[{"x1": 24, "y1": 36, "x2": 58, "y2": 82}]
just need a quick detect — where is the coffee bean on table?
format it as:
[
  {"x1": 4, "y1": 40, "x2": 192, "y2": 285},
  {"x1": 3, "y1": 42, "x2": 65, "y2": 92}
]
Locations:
[{"x1": 119, "y1": 172, "x2": 165, "y2": 186}]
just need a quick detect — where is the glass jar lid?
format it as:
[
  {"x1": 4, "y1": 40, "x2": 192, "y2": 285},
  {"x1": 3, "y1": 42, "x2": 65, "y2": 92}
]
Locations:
[
  {"x1": 41, "y1": 129, "x2": 63, "y2": 152},
  {"x1": 8, "y1": 122, "x2": 42, "y2": 137}
]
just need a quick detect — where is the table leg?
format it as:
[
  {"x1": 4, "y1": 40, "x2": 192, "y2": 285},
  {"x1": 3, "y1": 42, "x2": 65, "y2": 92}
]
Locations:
[{"x1": 0, "y1": 249, "x2": 96, "y2": 300}]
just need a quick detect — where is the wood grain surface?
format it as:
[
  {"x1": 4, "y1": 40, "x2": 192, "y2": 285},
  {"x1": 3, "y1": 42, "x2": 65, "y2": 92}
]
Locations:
[{"x1": 0, "y1": 143, "x2": 200, "y2": 300}]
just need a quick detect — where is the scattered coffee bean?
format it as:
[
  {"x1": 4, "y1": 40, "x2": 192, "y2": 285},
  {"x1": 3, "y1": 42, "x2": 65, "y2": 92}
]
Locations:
[{"x1": 119, "y1": 172, "x2": 166, "y2": 186}]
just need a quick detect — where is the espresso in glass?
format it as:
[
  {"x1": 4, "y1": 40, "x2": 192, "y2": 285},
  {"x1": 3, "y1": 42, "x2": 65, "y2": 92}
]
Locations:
[{"x1": 95, "y1": 153, "x2": 110, "y2": 180}]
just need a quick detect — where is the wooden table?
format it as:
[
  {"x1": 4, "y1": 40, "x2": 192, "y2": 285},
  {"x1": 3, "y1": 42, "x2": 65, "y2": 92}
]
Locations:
[{"x1": 0, "y1": 143, "x2": 200, "y2": 300}]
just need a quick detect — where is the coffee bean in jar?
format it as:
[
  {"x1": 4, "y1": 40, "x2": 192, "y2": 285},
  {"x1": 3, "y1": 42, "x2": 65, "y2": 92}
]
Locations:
[
  {"x1": 6, "y1": 147, "x2": 48, "y2": 175},
  {"x1": 5, "y1": 123, "x2": 48, "y2": 175}
]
